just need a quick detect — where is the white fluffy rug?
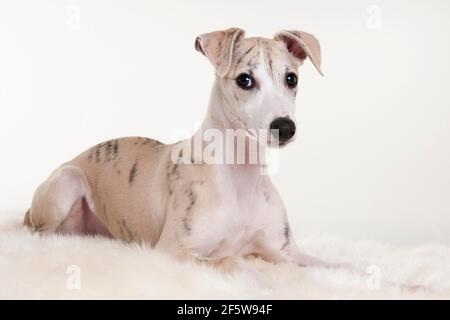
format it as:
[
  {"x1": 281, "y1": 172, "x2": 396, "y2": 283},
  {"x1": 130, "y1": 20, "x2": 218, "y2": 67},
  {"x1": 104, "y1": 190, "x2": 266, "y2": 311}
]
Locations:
[{"x1": 1, "y1": 210, "x2": 449, "y2": 299}]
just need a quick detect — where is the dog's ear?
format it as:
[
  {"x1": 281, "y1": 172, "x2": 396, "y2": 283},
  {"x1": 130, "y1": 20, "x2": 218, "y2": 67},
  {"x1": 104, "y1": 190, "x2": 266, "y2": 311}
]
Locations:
[
  {"x1": 195, "y1": 28, "x2": 245, "y2": 78},
  {"x1": 274, "y1": 30, "x2": 323, "y2": 76}
]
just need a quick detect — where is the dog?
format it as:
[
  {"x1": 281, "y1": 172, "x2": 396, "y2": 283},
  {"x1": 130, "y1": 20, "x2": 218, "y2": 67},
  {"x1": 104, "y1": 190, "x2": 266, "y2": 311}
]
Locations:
[{"x1": 23, "y1": 28, "x2": 361, "y2": 272}]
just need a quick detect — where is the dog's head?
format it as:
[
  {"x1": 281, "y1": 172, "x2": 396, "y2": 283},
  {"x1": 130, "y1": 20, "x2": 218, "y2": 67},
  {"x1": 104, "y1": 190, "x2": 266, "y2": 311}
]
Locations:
[{"x1": 195, "y1": 28, "x2": 322, "y2": 147}]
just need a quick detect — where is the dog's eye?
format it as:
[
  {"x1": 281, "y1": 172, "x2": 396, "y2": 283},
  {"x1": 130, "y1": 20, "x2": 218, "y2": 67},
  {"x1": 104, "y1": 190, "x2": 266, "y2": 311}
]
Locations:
[
  {"x1": 236, "y1": 73, "x2": 255, "y2": 90},
  {"x1": 285, "y1": 72, "x2": 298, "y2": 88}
]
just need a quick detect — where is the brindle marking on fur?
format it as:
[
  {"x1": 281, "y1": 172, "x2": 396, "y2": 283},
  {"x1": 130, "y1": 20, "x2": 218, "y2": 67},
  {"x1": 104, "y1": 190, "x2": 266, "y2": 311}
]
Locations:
[
  {"x1": 261, "y1": 43, "x2": 280, "y2": 81},
  {"x1": 105, "y1": 140, "x2": 113, "y2": 162},
  {"x1": 171, "y1": 163, "x2": 178, "y2": 175},
  {"x1": 281, "y1": 223, "x2": 290, "y2": 250},
  {"x1": 167, "y1": 174, "x2": 173, "y2": 196},
  {"x1": 268, "y1": 55, "x2": 274, "y2": 79},
  {"x1": 150, "y1": 139, "x2": 163, "y2": 147},
  {"x1": 113, "y1": 139, "x2": 119, "y2": 159},
  {"x1": 87, "y1": 150, "x2": 93, "y2": 162},
  {"x1": 182, "y1": 181, "x2": 201, "y2": 235},
  {"x1": 177, "y1": 148, "x2": 188, "y2": 165},
  {"x1": 236, "y1": 45, "x2": 255, "y2": 66},
  {"x1": 133, "y1": 137, "x2": 162, "y2": 147},
  {"x1": 166, "y1": 160, "x2": 182, "y2": 196},
  {"x1": 217, "y1": 39, "x2": 223, "y2": 54},
  {"x1": 95, "y1": 144, "x2": 101, "y2": 163},
  {"x1": 284, "y1": 65, "x2": 291, "y2": 74},
  {"x1": 129, "y1": 159, "x2": 138, "y2": 185},
  {"x1": 242, "y1": 41, "x2": 260, "y2": 71},
  {"x1": 109, "y1": 139, "x2": 120, "y2": 171},
  {"x1": 243, "y1": 44, "x2": 256, "y2": 56}
]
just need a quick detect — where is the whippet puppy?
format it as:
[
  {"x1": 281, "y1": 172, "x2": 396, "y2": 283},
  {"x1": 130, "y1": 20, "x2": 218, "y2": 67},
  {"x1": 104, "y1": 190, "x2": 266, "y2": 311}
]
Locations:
[{"x1": 24, "y1": 28, "x2": 344, "y2": 270}]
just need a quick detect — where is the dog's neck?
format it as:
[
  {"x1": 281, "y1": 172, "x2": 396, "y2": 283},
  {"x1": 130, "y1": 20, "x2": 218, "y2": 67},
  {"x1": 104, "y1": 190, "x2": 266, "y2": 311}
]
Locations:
[
  {"x1": 189, "y1": 79, "x2": 267, "y2": 180},
  {"x1": 202, "y1": 80, "x2": 238, "y2": 131}
]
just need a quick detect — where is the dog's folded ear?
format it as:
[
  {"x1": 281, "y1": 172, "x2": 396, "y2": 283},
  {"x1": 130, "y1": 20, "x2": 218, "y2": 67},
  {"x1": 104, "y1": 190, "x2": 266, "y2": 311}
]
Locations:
[
  {"x1": 195, "y1": 28, "x2": 245, "y2": 78},
  {"x1": 274, "y1": 30, "x2": 324, "y2": 76}
]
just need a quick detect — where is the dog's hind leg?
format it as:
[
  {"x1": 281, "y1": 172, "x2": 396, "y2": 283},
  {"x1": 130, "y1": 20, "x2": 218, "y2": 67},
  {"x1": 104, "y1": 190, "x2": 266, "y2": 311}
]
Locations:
[{"x1": 25, "y1": 165, "x2": 111, "y2": 237}]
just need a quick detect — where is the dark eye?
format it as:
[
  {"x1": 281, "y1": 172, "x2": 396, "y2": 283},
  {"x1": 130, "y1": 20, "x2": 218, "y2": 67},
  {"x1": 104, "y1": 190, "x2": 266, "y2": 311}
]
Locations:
[
  {"x1": 285, "y1": 72, "x2": 298, "y2": 88},
  {"x1": 236, "y1": 73, "x2": 255, "y2": 90}
]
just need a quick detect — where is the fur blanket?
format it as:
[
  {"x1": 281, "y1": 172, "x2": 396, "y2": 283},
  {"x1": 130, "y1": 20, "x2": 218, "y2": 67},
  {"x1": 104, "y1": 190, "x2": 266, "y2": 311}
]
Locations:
[{"x1": 0, "y1": 210, "x2": 449, "y2": 299}]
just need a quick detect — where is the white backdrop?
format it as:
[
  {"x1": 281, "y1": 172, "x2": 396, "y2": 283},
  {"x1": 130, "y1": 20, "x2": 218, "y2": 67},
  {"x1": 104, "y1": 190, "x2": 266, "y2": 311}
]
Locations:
[{"x1": 1, "y1": 0, "x2": 449, "y2": 245}]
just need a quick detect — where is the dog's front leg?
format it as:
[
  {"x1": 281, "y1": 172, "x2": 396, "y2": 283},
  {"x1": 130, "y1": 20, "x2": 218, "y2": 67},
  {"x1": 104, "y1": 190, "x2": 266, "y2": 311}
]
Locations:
[
  {"x1": 283, "y1": 241, "x2": 361, "y2": 272},
  {"x1": 255, "y1": 229, "x2": 363, "y2": 273},
  {"x1": 273, "y1": 240, "x2": 426, "y2": 292}
]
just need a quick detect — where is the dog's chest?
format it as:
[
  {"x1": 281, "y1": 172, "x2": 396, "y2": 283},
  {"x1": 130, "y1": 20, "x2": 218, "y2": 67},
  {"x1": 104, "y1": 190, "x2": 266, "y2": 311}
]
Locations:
[{"x1": 190, "y1": 176, "x2": 279, "y2": 258}]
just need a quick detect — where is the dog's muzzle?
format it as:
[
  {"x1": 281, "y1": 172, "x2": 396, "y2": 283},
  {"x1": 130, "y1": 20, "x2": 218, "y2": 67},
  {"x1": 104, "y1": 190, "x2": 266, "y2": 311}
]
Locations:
[{"x1": 270, "y1": 117, "x2": 296, "y2": 144}]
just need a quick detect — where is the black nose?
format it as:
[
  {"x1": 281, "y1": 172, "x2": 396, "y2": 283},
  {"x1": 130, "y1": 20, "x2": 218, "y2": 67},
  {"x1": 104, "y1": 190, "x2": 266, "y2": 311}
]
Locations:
[{"x1": 270, "y1": 117, "x2": 296, "y2": 143}]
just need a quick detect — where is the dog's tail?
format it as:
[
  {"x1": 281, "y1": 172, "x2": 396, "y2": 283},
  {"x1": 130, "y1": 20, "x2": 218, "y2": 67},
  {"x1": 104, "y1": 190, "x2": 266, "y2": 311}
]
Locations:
[{"x1": 23, "y1": 209, "x2": 33, "y2": 228}]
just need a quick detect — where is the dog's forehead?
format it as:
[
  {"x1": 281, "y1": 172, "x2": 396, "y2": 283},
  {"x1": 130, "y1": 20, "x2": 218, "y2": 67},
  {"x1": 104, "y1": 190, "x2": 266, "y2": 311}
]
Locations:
[{"x1": 231, "y1": 37, "x2": 298, "y2": 75}]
